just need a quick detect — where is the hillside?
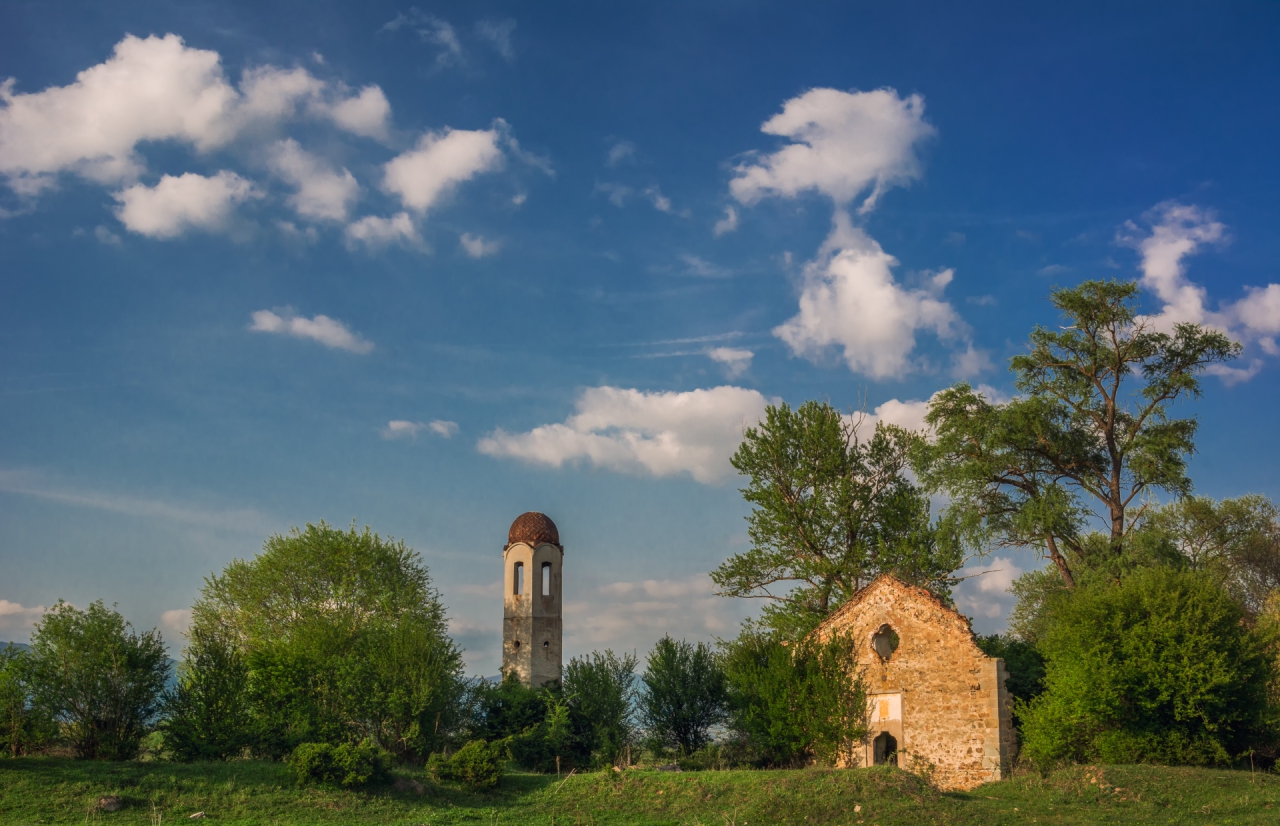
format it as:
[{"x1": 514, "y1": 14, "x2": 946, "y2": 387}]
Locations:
[{"x1": 1, "y1": 759, "x2": 1276, "y2": 825}]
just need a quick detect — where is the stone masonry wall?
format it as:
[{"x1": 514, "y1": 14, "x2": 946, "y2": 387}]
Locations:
[{"x1": 816, "y1": 576, "x2": 1016, "y2": 790}]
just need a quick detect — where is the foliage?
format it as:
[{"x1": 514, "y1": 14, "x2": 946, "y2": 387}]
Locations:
[
  {"x1": 162, "y1": 625, "x2": 251, "y2": 761},
  {"x1": 638, "y1": 636, "x2": 727, "y2": 756},
  {"x1": 974, "y1": 633, "x2": 1045, "y2": 726},
  {"x1": 429, "y1": 738, "x2": 508, "y2": 790},
  {"x1": 563, "y1": 649, "x2": 637, "y2": 765},
  {"x1": 289, "y1": 740, "x2": 392, "y2": 788},
  {"x1": 721, "y1": 629, "x2": 867, "y2": 767},
  {"x1": 1142, "y1": 494, "x2": 1280, "y2": 618},
  {"x1": 0, "y1": 645, "x2": 54, "y2": 757},
  {"x1": 1019, "y1": 567, "x2": 1275, "y2": 768},
  {"x1": 714, "y1": 400, "x2": 955, "y2": 637},
  {"x1": 25, "y1": 600, "x2": 169, "y2": 760},
  {"x1": 914, "y1": 280, "x2": 1240, "y2": 589},
  {"x1": 191, "y1": 521, "x2": 466, "y2": 761}
]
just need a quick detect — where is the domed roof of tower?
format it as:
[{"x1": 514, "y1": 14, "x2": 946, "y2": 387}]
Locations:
[{"x1": 507, "y1": 512, "x2": 561, "y2": 549}]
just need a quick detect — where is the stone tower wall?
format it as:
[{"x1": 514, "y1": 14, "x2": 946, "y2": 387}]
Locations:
[
  {"x1": 502, "y1": 540, "x2": 563, "y2": 686},
  {"x1": 816, "y1": 576, "x2": 1016, "y2": 790}
]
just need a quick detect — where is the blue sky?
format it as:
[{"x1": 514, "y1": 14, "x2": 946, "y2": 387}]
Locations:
[{"x1": 3, "y1": 1, "x2": 1279, "y2": 675}]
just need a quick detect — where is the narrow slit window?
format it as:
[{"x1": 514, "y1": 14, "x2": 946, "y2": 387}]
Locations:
[
  {"x1": 514, "y1": 562, "x2": 524, "y2": 595},
  {"x1": 542, "y1": 562, "x2": 552, "y2": 596}
]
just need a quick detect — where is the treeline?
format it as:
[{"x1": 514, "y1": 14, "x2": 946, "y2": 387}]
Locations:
[{"x1": 4, "y1": 279, "x2": 1280, "y2": 779}]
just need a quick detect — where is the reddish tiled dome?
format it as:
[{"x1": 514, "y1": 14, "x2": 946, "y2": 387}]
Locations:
[{"x1": 507, "y1": 512, "x2": 561, "y2": 548}]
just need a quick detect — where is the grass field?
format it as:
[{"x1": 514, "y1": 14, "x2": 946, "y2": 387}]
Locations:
[{"x1": 1, "y1": 758, "x2": 1278, "y2": 825}]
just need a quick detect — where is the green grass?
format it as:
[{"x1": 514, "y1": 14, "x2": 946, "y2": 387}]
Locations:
[{"x1": 1, "y1": 758, "x2": 1278, "y2": 825}]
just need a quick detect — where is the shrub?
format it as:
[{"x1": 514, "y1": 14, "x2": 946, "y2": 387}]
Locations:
[
  {"x1": 1020, "y1": 568, "x2": 1275, "y2": 768},
  {"x1": 975, "y1": 633, "x2": 1045, "y2": 727},
  {"x1": 640, "y1": 636, "x2": 727, "y2": 757},
  {"x1": 721, "y1": 629, "x2": 866, "y2": 767},
  {"x1": 563, "y1": 650, "x2": 637, "y2": 765},
  {"x1": 290, "y1": 740, "x2": 391, "y2": 788},
  {"x1": 430, "y1": 739, "x2": 506, "y2": 790},
  {"x1": 162, "y1": 626, "x2": 251, "y2": 762},
  {"x1": 26, "y1": 600, "x2": 169, "y2": 760},
  {"x1": 0, "y1": 645, "x2": 54, "y2": 757}
]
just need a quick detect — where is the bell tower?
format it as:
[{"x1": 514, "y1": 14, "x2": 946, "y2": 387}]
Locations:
[{"x1": 502, "y1": 512, "x2": 563, "y2": 686}]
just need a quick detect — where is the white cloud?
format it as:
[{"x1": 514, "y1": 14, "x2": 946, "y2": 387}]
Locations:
[
  {"x1": 708, "y1": 347, "x2": 753, "y2": 378},
  {"x1": 644, "y1": 185, "x2": 688, "y2": 216},
  {"x1": 160, "y1": 608, "x2": 192, "y2": 639},
  {"x1": 0, "y1": 600, "x2": 46, "y2": 639},
  {"x1": 567, "y1": 574, "x2": 748, "y2": 653},
  {"x1": 323, "y1": 85, "x2": 391, "y2": 139},
  {"x1": 952, "y1": 556, "x2": 1024, "y2": 620},
  {"x1": 0, "y1": 34, "x2": 393, "y2": 194},
  {"x1": 864, "y1": 396, "x2": 933, "y2": 434},
  {"x1": 680, "y1": 254, "x2": 731, "y2": 278},
  {"x1": 1121, "y1": 202, "x2": 1280, "y2": 380},
  {"x1": 94, "y1": 225, "x2": 122, "y2": 245},
  {"x1": 429, "y1": 420, "x2": 460, "y2": 438},
  {"x1": 267, "y1": 139, "x2": 358, "y2": 222},
  {"x1": 478, "y1": 385, "x2": 773, "y2": 484},
  {"x1": 951, "y1": 343, "x2": 994, "y2": 379},
  {"x1": 382, "y1": 420, "x2": 426, "y2": 439},
  {"x1": 595, "y1": 181, "x2": 632, "y2": 207},
  {"x1": 476, "y1": 19, "x2": 517, "y2": 61},
  {"x1": 249, "y1": 308, "x2": 374, "y2": 353},
  {"x1": 714, "y1": 205, "x2": 739, "y2": 236},
  {"x1": 730, "y1": 87, "x2": 936, "y2": 213},
  {"x1": 382, "y1": 127, "x2": 504, "y2": 213},
  {"x1": 773, "y1": 214, "x2": 965, "y2": 379},
  {"x1": 113, "y1": 170, "x2": 257, "y2": 237},
  {"x1": 344, "y1": 212, "x2": 420, "y2": 249},
  {"x1": 460, "y1": 232, "x2": 501, "y2": 258},
  {"x1": 606, "y1": 140, "x2": 635, "y2": 167}
]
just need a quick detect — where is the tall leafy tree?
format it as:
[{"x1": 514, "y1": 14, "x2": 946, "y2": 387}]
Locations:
[
  {"x1": 563, "y1": 650, "x2": 637, "y2": 765},
  {"x1": 162, "y1": 625, "x2": 251, "y2": 761},
  {"x1": 713, "y1": 400, "x2": 953, "y2": 637},
  {"x1": 914, "y1": 280, "x2": 1240, "y2": 588},
  {"x1": 191, "y1": 521, "x2": 465, "y2": 761},
  {"x1": 639, "y1": 636, "x2": 727, "y2": 756},
  {"x1": 0, "y1": 645, "x2": 53, "y2": 757},
  {"x1": 26, "y1": 600, "x2": 170, "y2": 760}
]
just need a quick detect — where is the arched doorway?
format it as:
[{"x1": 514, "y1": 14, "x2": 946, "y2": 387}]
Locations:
[{"x1": 873, "y1": 731, "x2": 898, "y2": 766}]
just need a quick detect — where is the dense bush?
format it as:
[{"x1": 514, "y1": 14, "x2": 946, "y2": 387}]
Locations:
[
  {"x1": 1020, "y1": 568, "x2": 1275, "y2": 768},
  {"x1": 289, "y1": 740, "x2": 392, "y2": 788},
  {"x1": 975, "y1": 633, "x2": 1045, "y2": 724},
  {"x1": 639, "y1": 636, "x2": 727, "y2": 756},
  {"x1": 721, "y1": 629, "x2": 866, "y2": 767},
  {"x1": 191, "y1": 522, "x2": 466, "y2": 761},
  {"x1": 26, "y1": 600, "x2": 169, "y2": 760},
  {"x1": 429, "y1": 739, "x2": 507, "y2": 790},
  {"x1": 0, "y1": 645, "x2": 54, "y2": 757},
  {"x1": 162, "y1": 626, "x2": 251, "y2": 761},
  {"x1": 563, "y1": 650, "x2": 637, "y2": 765}
]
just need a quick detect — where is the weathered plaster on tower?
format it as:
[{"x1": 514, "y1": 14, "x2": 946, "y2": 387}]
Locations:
[
  {"x1": 501, "y1": 512, "x2": 564, "y2": 687},
  {"x1": 814, "y1": 575, "x2": 1016, "y2": 790}
]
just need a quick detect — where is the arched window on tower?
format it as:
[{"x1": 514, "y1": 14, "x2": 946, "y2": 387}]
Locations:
[
  {"x1": 542, "y1": 562, "x2": 552, "y2": 596},
  {"x1": 514, "y1": 562, "x2": 524, "y2": 595}
]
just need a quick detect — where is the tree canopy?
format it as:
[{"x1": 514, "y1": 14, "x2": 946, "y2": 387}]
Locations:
[
  {"x1": 713, "y1": 400, "x2": 956, "y2": 637},
  {"x1": 913, "y1": 280, "x2": 1240, "y2": 588}
]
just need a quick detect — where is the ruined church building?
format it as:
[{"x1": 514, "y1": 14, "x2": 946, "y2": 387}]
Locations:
[{"x1": 499, "y1": 513, "x2": 1015, "y2": 791}]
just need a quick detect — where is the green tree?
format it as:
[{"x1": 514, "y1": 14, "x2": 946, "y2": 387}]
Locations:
[
  {"x1": 974, "y1": 633, "x2": 1045, "y2": 726},
  {"x1": 26, "y1": 600, "x2": 170, "y2": 760},
  {"x1": 721, "y1": 629, "x2": 866, "y2": 767},
  {"x1": 1019, "y1": 568, "x2": 1275, "y2": 767},
  {"x1": 639, "y1": 636, "x2": 728, "y2": 756},
  {"x1": 162, "y1": 625, "x2": 251, "y2": 761},
  {"x1": 0, "y1": 645, "x2": 53, "y2": 757},
  {"x1": 191, "y1": 522, "x2": 465, "y2": 761},
  {"x1": 563, "y1": 650, "x2": 637, "y2": 765},
  {"x1": 914, "y1": 280, "x2": 1240, "y2": 588},
  {"x1": 714, "y1": 400, "x2": 954, "y2": 638}
]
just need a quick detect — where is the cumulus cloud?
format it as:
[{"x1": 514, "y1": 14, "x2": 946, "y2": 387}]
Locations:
[
  {"x1": 567, "y1": 574, "x2": 749, "y2": 654},
  {"x1": 460, "y1": 232, "x2": 501, "y2": 258},
  {"x1": 1121, "y1": 201, "x2": 1280, "y2": 378},
  {"x1": 952, "y1": 556, "x2": 1025, "y2": 620},
  {"x1": 773, "y1": 214, "x2": 966, "y2": 379},
  {"x1": 344, "y1": 212, "x2": 420, "y2": 249},
  {"x1": 382, "y1": 420, "x2": 425, "y2": 439},
  {"x1": 267, "y1": 139, "x2": 358, "y2": 222},
  {"x1": 478, "y1": 385, "x2": 773, "y2": 484},
  {"x1": 0, "y1": 34, "x2": 392, "y2": 194},
  {"x1": 0, "y1": 599, "x2": 46, "y2": 639},
  {"x1": 730, "y1": 87, "x2": 936, "y2": 213},
  {"x1": 708, "y1": 347, "x2": 753, "y2": 378},
  {"x1": 429, "y1": 420, "x2": 460, "y2": 438},
  {"x1": 249, "y1": 308, "x2": 374, "y2": 353},
  {"x1": 382, "y1": 127, "x2": 504, "y2": 213},
  {"x1": 714, "y1": 205, "x2": 739, "y2": 236},
  {"x1": 160, "y1": 608, "x2": 192, "y2": 638},
  {"x1": 113, "y1": 170, "x2": 257, "y2": 237}
]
